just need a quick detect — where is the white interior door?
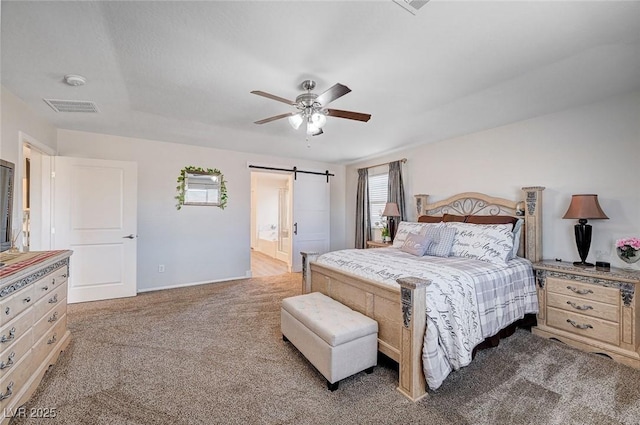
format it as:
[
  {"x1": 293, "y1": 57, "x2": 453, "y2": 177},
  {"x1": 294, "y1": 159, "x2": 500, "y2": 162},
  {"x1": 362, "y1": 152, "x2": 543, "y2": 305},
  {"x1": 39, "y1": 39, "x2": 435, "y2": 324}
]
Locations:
[
  {"x1": 291, "y1": 173, "x2": 330, "y2": 272},
  {"x1": 53, "y1": 157, "x2": 137, "y2": 303}
]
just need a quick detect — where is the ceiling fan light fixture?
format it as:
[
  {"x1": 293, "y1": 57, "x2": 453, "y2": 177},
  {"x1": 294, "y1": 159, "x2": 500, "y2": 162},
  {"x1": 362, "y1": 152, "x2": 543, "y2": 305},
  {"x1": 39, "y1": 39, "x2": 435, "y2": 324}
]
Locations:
[
  {"x1": 288, "y1": 113, "x2": 303, "y2": 130},
  {"x1": 306, "y1": 120, "x2": 320, "y2": 135},
  {"x1": 311, "y1": 111, "x2": 327, "y2": 128}
]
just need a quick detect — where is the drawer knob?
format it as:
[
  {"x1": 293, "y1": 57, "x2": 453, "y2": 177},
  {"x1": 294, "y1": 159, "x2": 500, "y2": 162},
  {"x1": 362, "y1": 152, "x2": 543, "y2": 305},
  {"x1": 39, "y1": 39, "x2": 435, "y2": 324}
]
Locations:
[
  {"x1": 0, "y1": 352, "x2": 15, "y2": 370},
  {"x1": 48, "y1": 312, "x2": 59, "y2": 323},
  {"x1": 47, "y1": 334, "x2": 57, "y2": 345},
  {"x1": 0, "y1": 328, "x2": 15, "y2": 344},
  {"x1": 48, "y1": 294, "x2": 58, "y2": 304},
  {"x1": 42, "y1": 286, "x2": 49, "y2": 291},
  {"x1": 567, "y1": 319, "x2": 593, "y2": 330},
  {"x1": 4, "y1": 307, "x2": 9, "y2": 316},
  {"x1": 566, "y1": 286, "x2": 593, "y2": 295},
  {"x1": 23, "y1": 297, "x2": 31, "y2": 303},
  {"x1": 0, "y1": 381, "x2": 13, "y2": 401},
  {"x1": 566, "y1": 301, "x2": 593, "y2": 311}
]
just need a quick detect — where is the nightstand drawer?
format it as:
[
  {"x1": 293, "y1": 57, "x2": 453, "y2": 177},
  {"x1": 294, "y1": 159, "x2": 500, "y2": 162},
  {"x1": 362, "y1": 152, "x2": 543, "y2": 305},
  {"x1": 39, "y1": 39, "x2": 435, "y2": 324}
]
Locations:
[
  {"x1": 547, "y1": 277, "x2": 619, "y2": 305},
  {"x1": 547, "y1": 292, "x2": 619, "y2": 322},
  {"x1": 547, "y1": 307, "x2": 619, "y2": 346}
]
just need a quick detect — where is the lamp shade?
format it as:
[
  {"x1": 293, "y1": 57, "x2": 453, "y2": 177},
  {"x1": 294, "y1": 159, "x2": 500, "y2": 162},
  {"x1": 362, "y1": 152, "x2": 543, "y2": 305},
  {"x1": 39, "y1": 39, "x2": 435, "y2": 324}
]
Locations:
[
  {"x1": 382, "y1": 202, "x2": 400, "y2": 217},
  {"x1": 562, "y1": 194, "x2": 609, "y2": 220}
]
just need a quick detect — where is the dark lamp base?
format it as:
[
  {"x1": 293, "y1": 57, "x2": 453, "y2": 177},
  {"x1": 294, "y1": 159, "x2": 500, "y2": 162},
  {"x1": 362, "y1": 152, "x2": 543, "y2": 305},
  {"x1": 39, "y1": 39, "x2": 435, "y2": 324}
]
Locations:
[{"x1": 573, "y1": 261, "x2": 595, "y2": 267}]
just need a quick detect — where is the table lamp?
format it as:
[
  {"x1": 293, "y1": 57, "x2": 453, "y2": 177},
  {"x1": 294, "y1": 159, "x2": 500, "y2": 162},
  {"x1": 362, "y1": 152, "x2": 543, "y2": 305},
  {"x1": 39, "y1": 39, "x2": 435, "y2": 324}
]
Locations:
[
  {"x1": 382, "y1": 202, "x2": 401, "y2": 242},
  {"x1": 562, "y1": 194, "x2": 608, "y2": 267}
]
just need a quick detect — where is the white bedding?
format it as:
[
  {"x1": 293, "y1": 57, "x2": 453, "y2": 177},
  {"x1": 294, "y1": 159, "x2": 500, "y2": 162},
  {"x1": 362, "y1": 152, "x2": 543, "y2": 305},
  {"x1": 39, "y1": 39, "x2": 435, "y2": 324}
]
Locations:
[{"x1": 315, "y1": 247, "x2": 538, "y2": 390}]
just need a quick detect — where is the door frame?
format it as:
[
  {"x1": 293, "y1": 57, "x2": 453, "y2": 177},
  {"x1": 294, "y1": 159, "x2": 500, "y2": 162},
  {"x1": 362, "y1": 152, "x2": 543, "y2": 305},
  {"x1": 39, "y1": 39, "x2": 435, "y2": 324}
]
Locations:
[
  {"x1": 18, "y1": 131, "x2": 55, "y2": 251},
  {"x1": 250, "y1": 170, "x2": 293, "y2": 272}
]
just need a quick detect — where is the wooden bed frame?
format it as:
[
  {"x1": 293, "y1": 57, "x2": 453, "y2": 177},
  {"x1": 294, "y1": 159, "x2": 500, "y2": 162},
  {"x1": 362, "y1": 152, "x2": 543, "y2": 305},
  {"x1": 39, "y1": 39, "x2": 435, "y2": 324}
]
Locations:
[{"x1": 301, "y1": 186, "x2": 545, "y2": 401}]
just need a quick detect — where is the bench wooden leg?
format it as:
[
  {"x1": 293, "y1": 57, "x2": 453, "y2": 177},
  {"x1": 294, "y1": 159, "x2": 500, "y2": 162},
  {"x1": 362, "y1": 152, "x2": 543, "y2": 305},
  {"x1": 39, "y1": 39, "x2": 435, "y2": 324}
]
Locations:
[{"x1": 327, "y1": 381, "x2": 339, "y2": 391}]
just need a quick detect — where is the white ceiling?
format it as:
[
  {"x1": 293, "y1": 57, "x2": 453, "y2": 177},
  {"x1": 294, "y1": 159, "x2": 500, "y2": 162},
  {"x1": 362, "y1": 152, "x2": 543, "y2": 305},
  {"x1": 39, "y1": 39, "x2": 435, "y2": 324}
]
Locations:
[{"x1": 2, "y1": 1, "x2": 639, "y2": 164}]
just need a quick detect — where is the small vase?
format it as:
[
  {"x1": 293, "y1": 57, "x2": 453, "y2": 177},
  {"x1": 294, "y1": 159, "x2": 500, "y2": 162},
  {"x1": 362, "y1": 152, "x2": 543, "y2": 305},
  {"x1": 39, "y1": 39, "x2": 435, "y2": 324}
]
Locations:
[{"x1": 617, "y1": 247, "x2": 640, "y2": 265}]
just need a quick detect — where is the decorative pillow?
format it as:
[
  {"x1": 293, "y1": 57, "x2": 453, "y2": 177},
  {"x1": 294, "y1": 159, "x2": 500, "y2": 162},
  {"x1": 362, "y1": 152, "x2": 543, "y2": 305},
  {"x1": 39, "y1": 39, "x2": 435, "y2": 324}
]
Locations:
[
  {"x1": 509, "y1": 219, "x2": 524, "y2": 260},
  {"x1": 392, "y1": 222, "x2": 429, "y2": 248},
  {"x1": 418, "y1": 216, "x2": 443, "y2": 223},
  {"x1": 446, "y1": 222, "x2": 514, "y2": 265},
  {"x1": 423, "y1": 224, "x2": 456, "y2": 257},
  {"x1": 443, "y1": 213, "x2": 466, "y2": 222},
  {"x1": 400, "y1": 233, "x2": 430, "y2": 257},
  {"x1": 465, "y1": 215, "x2": 518, "y2": 230}
]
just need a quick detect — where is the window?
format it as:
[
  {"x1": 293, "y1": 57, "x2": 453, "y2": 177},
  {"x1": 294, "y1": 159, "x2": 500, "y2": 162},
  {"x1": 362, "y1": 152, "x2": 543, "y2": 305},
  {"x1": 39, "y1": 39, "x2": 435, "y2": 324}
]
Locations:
[{"x1": 368, "y1": 172, "x2": 388, "y2": 228}]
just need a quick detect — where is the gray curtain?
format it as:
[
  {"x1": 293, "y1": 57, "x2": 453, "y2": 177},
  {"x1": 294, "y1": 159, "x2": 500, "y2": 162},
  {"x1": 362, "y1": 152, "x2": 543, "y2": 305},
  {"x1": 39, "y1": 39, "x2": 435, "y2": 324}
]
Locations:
[
  {"x1": 388, "y1": 160, "x2": 406, "y2": 221},
  {"x1": 355, "y1": 168, "x2": 371, "y2": 249}
]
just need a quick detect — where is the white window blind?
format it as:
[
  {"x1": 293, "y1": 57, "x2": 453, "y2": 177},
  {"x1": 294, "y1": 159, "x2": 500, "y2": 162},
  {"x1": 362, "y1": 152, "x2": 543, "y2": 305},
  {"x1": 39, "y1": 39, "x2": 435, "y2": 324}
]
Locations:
[{"x1": 368, "y1": 173, "x2": 388, "y2": 228}]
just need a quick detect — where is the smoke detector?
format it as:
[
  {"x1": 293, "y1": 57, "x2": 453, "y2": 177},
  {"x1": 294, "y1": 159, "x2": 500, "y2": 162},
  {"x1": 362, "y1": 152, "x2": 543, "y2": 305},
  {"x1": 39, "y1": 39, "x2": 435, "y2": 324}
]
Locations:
[{"x1": 64, "y1": 74, "x2": 87, "y2": 86}]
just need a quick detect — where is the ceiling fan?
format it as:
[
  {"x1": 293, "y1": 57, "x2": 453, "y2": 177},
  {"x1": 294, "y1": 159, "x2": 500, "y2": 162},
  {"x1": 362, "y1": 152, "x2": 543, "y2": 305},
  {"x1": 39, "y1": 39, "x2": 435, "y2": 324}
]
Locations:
[{"x1": 251, "y1": 80, "x2": 371, "y2": 136}]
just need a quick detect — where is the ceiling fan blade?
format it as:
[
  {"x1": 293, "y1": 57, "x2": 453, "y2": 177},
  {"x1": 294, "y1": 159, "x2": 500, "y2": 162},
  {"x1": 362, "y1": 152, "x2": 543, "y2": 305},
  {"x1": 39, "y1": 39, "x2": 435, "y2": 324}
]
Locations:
[
  {"x1": 326, "y1": 109, "x2": 371, "y2": 122},
  {"x1": 254, "y1": 112, "x2": 295, "y2": 124},
  {"x1": 315, "y1": 83, "x2": 351, "y2": 106},
  {"x1": 250, "y1": 90, "x2": 295, "y2": 105}
]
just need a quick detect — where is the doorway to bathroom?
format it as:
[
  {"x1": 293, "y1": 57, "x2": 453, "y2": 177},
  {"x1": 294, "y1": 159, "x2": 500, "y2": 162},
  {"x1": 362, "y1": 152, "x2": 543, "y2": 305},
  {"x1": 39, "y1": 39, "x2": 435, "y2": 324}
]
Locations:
[{"x1": 250, "y1": 171, "x2": 293, "y2": 276}]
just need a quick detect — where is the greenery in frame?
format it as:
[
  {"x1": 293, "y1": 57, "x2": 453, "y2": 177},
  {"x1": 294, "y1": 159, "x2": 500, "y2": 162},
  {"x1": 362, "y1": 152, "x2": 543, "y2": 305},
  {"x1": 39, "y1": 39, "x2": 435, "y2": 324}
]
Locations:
[{"x1": 176, "y1": 166, "x2": 228, "y2": 210}]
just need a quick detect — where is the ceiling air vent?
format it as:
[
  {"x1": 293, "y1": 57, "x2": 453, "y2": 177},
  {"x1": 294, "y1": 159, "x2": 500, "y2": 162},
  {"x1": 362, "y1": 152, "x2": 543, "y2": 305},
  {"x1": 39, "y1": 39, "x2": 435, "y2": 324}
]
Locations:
[
  {"x1": 393, "y1": 0, "x2": 429, "y2": 15},
  {"x1": 43, "y1": 99, "x2": 99, "y2": 113}
]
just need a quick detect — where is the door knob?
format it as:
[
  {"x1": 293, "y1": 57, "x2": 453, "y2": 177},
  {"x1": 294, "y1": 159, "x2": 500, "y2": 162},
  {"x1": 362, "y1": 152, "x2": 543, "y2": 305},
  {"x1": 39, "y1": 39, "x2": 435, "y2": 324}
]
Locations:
[{"x1": 122, "y1": 234, "x2": 136, "y2": 239}]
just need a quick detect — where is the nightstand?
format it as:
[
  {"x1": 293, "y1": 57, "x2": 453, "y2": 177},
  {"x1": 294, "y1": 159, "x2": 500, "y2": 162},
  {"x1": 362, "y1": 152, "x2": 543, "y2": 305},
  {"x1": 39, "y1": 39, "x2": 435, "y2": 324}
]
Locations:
[
  {"x1": 532, "y1": 260, "x2": 640, "y2": 369},
  {"x1": 366, "y1": 240, "x2": 392, "y2": 249}
]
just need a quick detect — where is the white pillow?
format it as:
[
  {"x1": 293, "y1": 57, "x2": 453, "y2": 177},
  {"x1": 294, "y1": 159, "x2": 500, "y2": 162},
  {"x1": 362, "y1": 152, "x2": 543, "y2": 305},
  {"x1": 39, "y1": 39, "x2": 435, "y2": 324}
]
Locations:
[
  {"x1": 446, "y1": 222, "x2": 515, "y2": 265},
  {"x1": 392, "y1": 222, "x2": 430, "y2": 248}
]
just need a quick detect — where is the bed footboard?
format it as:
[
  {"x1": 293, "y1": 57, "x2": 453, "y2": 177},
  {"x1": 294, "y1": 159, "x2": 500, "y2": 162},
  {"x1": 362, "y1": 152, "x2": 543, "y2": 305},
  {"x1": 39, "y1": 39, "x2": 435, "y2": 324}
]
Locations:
[{"x1": 301, "y1": 252, "x2": 429, "y2": 401}]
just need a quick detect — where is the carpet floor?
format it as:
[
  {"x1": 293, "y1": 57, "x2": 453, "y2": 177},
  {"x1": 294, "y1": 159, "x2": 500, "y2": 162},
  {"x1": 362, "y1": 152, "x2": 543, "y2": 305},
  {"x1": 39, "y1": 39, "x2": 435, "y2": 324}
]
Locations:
[{"x1": 11, "y1": 273, "x2": 640, "y2": 425}]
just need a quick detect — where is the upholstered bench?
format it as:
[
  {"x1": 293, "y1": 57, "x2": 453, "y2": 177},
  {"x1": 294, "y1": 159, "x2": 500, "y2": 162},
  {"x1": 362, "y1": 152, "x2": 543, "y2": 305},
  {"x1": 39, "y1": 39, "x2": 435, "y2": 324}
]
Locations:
[{"x1": 281, "y1": 292, "x2": 378, "y2": 391}]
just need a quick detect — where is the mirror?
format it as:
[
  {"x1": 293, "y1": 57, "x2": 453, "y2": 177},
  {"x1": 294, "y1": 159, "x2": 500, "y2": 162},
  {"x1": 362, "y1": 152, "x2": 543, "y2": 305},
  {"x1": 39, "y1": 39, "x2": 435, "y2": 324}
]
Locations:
[
  {"x1": 176, "y1": 166, "x2": 227, "y2": 210},
  {"x1": 185, "y1": 172, "x2": 221, "y2": 205},
  {"x1": 0, "y1": 160, "x2": 15, "y2": 252}
]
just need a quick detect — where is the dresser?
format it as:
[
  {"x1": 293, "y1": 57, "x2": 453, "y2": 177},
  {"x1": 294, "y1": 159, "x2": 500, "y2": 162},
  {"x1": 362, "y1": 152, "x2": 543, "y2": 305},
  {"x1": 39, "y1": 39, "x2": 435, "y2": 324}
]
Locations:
[
  {"x1": 532, "y1": 260, "x2": 640, "y2": 368},
  {"x1": 0, "y1": 250, "x2": 72, "y2": 424}
]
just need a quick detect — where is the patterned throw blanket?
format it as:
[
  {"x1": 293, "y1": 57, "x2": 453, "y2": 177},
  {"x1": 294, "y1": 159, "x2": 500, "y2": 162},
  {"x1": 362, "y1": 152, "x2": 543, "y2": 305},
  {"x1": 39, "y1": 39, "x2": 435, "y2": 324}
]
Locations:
[{"x1": 316, "y1": 248, "x2": 538, "y2": 389}]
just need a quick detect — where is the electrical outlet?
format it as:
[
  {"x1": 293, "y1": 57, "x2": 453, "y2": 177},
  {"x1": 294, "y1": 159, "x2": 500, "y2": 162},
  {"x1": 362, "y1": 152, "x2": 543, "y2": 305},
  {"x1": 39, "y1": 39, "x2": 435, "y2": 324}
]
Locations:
[{"x1": 158, "y1": 265, "x2": 165, "y2": 273}]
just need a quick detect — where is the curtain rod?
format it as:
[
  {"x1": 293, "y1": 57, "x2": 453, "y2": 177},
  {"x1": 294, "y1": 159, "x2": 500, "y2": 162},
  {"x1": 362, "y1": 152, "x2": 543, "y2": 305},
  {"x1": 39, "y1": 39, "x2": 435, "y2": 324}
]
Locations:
[
  {"x1": 361, "y1": 158, "x2": 407, "y2": 170},
  {"x1": 248, "y1": 165, "x2": 334, "y2": 182}
]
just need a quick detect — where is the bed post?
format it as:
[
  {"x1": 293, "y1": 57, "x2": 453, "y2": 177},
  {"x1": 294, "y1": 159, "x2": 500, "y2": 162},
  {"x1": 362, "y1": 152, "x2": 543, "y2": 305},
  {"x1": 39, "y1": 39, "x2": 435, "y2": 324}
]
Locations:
[
  {"x1": 300, "y1": 251, "x2": 319, "y2": 294},
  {"x1": 396, "y1": 277, "x2": 429, "y2": 401},
  {"x1": 521, "y1": 186, "x2": 545, "y2": 263}
]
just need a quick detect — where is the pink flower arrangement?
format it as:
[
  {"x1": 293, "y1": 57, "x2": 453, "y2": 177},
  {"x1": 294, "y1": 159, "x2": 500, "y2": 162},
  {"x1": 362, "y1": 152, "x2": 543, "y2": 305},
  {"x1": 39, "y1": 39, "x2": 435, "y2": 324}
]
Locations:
[{"x1": 616, "y1": 237, "x2": 640, "y2": 259}]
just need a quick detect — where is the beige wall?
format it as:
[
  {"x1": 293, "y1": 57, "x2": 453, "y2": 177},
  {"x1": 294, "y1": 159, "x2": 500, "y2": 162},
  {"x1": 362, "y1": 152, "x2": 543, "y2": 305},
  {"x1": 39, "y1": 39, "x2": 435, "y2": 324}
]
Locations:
[
  {"x1": 57, "y1": 129, "x2": 346, "y2": 292},
  {"x1": 346, "y1": 90, "x2": 640, "y2": 270}
]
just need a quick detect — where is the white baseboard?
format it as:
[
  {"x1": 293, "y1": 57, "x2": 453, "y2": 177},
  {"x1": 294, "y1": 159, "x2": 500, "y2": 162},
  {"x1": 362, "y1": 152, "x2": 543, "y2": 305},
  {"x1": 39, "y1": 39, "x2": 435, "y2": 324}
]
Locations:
[{"x1": 137, "y1": 275, "x2": 247, "y2": 294}]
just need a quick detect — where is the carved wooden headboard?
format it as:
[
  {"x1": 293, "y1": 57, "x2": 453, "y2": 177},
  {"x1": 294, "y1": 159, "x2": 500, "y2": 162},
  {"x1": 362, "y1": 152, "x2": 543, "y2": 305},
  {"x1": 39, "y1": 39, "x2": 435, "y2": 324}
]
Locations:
[{"x1": 415, "y1": 187, "x2": 545, "y2": 262}]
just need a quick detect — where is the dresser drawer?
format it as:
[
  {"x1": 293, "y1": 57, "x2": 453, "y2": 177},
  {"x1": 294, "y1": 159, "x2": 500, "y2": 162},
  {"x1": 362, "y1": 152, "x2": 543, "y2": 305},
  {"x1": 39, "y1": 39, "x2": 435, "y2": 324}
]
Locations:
[
  {"x1": 0, "y1": 350, "x2": 33, "y2": 411},
  {"x1": 0, "y1": 329, "x2": 32, "y2": 380},
  {"x1": 547, "y1": 307, "x2": 619, "y2": 346},
  {"x1": 547, "y1": 291, "x2": 619, "y2": 323},
  {"x1": 546, "y1": 277, "x2": 619, "y2": 305},
  {"x1": 34, "y1": 266, "x2": 68, "y2": 302},
  {"x1": 0, "y1": 309, "x2": 33, "y2": 353},
  {"x1": 0, "y1": 286, "x2": 35, "y2": 326},
  {"x1": 32, "y1": 284, "x2": 67, "y2": 322},
  {"x1": 33, "y1": 302, "x2": 67, "y2": 345},
  {"x1": 32, "y1": 315, "x2": 66, "y2": 370}
]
